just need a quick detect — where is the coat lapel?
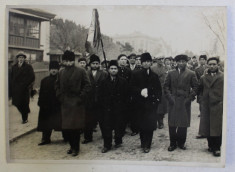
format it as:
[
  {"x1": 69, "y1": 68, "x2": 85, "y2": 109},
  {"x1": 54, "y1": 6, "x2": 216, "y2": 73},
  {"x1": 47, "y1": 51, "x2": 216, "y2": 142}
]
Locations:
[{"x1": 94, "y1": 70, "x2": 102, "y2": 82}]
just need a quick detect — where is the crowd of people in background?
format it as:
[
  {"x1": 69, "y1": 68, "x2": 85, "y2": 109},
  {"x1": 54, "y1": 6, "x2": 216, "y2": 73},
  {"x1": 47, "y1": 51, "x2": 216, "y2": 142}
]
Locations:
[{"x1": 9, "y1": 50, "x2": 224, "y2": 157}]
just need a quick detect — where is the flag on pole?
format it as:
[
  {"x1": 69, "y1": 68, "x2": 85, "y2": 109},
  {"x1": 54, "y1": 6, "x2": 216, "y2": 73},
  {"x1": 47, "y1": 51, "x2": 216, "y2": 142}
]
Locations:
[{"x1": 85, "y1": 9, "x2": 101, "y2": 53}]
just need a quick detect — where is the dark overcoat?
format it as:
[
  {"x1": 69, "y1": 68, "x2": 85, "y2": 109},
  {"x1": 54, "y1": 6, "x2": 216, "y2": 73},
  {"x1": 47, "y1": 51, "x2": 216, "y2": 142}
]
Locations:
[
  {"x1": 151, "y1": 64, "x2": 168, "y2": 114},
  {"x1": 99, "y1": 75, "x2": 128, "y2": 129},
  {"x1": 56, "y1": 66, "x2": 91, "y2": 130},
  {"x1": 130, "y1": 69, "x2": 162, "y2": 131},
  {"x1": 11, "y1": 62, "x2": 35, "y2": 111},
  {"x1": 37, "y1": 75, "x2": 61, "y2": 131},
  {"x1": 198, "y1": 71, "x2": 224, "y2": 136},
  {"x1": 164, "y1": 68, "x2": 198, "y2": 127},
  {"x1": 85, "y1": 69, "x2": 108, "y2": 127},
  {"x1": 118, "y1": 66, "x2": 132, "y2": 82}
]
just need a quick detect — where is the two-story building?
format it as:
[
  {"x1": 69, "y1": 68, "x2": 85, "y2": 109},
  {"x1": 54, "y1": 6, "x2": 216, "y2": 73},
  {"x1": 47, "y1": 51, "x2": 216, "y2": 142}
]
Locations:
[{"x1": 8, "y1": 8, "x2": 56, "y2": 63}]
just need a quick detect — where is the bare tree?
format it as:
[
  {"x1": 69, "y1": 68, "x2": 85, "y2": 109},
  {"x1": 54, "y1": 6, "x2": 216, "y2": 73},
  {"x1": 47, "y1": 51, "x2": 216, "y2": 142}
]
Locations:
[{"x1": 202, "y1": 11, "x2": 226, "y2": 54}]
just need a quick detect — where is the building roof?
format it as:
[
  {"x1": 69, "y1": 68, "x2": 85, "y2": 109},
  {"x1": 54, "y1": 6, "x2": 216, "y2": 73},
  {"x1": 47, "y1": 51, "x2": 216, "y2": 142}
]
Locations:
[{"x1": 9, "y1": 8, "x2": 56, "y2": 21}]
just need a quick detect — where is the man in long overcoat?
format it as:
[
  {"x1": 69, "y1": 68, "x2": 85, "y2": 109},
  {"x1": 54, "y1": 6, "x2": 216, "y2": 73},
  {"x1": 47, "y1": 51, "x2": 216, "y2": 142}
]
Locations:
[
  {"x1": 198, "y1": 57, "x2": 224, "y2": 157},
  {"x1": 164, "y1": 55, "x2": 198, "y2": 151},
  {"x1": 195, "y1": 55, "x2": 208, "y2": 139},
  {"x1": 37, "y1": 61, "x2": 61, "y2": 145},
  {"x1": 151, "y1": 56, "x2": 168, "y2": 129},
  {"x1": 130, "y1": 53, "x2": 162, "y2": 153},
  {"x1": 82, "y1": 54, "x2": 108, "y2": 144},
  {"x1": 11, "y1": 52, "x2": 35, "y2": 124},
  {"x1": 99, "y1": 60, "x2": 128, "y2": 153},
  {"x1": 56, "y1": 50, "x2": 91, "y2": 156}
]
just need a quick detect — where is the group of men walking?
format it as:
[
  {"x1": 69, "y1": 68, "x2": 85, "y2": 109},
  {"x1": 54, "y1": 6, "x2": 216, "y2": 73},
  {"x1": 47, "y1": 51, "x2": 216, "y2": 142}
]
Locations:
[{"x1": 10, "y1": 50, "x2": 224, "y2": 157}]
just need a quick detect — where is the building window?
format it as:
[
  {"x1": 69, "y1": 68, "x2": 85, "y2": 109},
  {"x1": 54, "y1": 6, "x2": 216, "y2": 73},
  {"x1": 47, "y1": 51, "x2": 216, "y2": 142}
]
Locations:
[
  {"x1": 26, "y1": 19, "x2": 40, "y2": 38},
  {"x1": 9, "y1": 15, "x2": 25, "y2": 36},
  {"x1": 9, "y1": 13, "x2": 40, "y2": 48}
]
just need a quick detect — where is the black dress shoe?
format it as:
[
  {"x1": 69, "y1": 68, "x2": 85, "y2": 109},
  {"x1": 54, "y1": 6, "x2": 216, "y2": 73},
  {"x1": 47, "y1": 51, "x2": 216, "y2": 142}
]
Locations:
[
  {"x1": 115, "y1": 144, "x2": 122, "y2": 148},
  {"x1": 168, "y1": 145, "x2": 177, "y2": 152},
  {"x1": 208, "y1": 147, "x2": 213, "y2": 152},
  {"x1": 143, "y1": 148, "x2": 150, "y2": 153},
  {"x1": 131, "y1": 132, "x2": 138, "y2": 136},
  {"x1": 22, "y1": 120, "x2": 28, "y2": 124},
  {"x1": 72, "y1": 151, "x2": 79, "y2": 156},
  {"x1": 158, "y1": 124, "x2": 164, "y2": 129},
  {"x1": 101, "y1": 147, "x2": 111, "y2": 153},
  {"x1": 38, "y1": 140, "x2": 51, "y2": 146},
  {"x1": 82, "y1": 139, "x2": 92, "y2": 144},
  {"x1": 213, "y1": 150, "x2": 221, "y2": 157},
  {"x1": 67, "y1": 149, "x2": 73, "y2": 154},
  {"x1": 178, "y1": 145, "x2": 186, "y2": 150},
  {"x1": 196, "y1": 135, "x2": 206, "y2": 139}
]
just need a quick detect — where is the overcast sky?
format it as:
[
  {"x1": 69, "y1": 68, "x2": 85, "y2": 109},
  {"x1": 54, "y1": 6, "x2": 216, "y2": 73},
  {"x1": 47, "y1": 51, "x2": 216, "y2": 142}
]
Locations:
[{"x1": 39, "y1": 6, "x2": 226, "y2": 58}]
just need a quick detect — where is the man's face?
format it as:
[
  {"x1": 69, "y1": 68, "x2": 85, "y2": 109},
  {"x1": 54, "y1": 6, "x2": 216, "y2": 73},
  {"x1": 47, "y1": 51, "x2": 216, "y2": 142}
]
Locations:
[
  {"x1": 78, "y1": 61, "x2": 87, "y2": 68},
  {"x1": 129, "y1": 56, "x2": 136, "y2": 65},
  {"x1": 208, "y1": 60, "x2": 218, "y2": 73},
  {"x1": 192, "y1": 58, "x2": 197, "y2": 62},
  {"x1": 118, "y1": 56, "x2": 127, "y2": 66},
  {"x1": 142, "y1": 60, "x2": 152, "y2": 69},
  {"x1": 50, "y1": 69, "x2": 59, "y2": 76},
  {"x1": 135, "y1": 57, "x2": 142, "y2": 66},
  {"x1": 177, "y1": 60, "x2": 187, "y2": 70},
  {"x1": 157, "y1": 58, "x2": 164, "y2": 65},
  {"x1": 199, "y1": 58, "x2": 206, "y2": 65},
  {"x1": 90, "y1": 61, "x2": 100, "y2": 70},
  {"x1": 65, "y1": 60, "x2": 75, "y2": 67},
  {"x1": 164, "y1": 59, "x2": 171, "y2": 66},
  {"x1": 17, "y1": 56, "x2": 25, "y2": 64},
  {"x1": 109, "y1": 65, "x2": 118, "y2": 76}
]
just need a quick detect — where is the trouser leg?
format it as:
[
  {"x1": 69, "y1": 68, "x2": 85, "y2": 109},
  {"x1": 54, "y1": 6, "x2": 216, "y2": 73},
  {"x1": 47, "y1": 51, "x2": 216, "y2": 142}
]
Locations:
[
  {"x1": 62, "y1": 130, "x2": 69, "y2": 141},
  {"x1": 177, "y1": 127, "x2": 187, "y2": 146},
  {"x1": 207, "y1": 137, "x2": 213, "y2": 149},
  {"x1": 103, "y1": 126, "x2": 112, "y2": 149},
  {"x1": 145, "y1": 130, "x2": 154, "y2": 148},
  {"x1": 84, "y1": 129, "x2": 93, "y2": 141},
  {"x1": 114, "y1": 124, "x2": 123, "y2": 145},
  {"x1": 72, "y1": 131, "x2": 81, "y2": 152},
  {"x1": 209, "y1": 136, "x2": 222, "y2": 151},
  {"x1": 139, "y1": 130, "x2": 144, "y2": 147},
  {"x1": 17, "y1": 104, "x2": 29, "y2": 121},
  {"x1": 169, "y1": 126, "x2": 177, "y2": 146},
  {"x1": 42, "y1": 130, "x2": 52, "y2": 142}
]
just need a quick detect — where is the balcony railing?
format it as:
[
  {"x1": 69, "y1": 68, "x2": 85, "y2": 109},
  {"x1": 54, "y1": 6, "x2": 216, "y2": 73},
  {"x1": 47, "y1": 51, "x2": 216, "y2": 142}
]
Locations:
[{"x1": 9, "y1": 35, "x2": 40, "y2": 49}]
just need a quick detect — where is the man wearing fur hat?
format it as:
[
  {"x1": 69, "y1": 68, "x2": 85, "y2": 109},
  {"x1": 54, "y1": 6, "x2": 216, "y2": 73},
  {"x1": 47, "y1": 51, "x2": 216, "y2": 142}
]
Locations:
[
  {"x1": 99, "y1": 60, "x2": 128, "y2": 153},
  {"x1": 11, "y1": 52, "x2": 35, "y2": 124},
  {"x1": 164, "y1": 54, "x2": 198, "y2": 151},
  {"x1": 37, "y1": 61, "x2": 61, "y2": 145},
  {"x1": 82, "y1": 54, "x2": 108, "y2": 144},
  {"x1": 130, "y1": 52, "x2": 162, "y2": 153},
  {"x1": 56, "y1": 50, "x2": 91, "y2": 156},
  {"x1": 198, "y1": 57, "x2": 224, "y2": 157}
]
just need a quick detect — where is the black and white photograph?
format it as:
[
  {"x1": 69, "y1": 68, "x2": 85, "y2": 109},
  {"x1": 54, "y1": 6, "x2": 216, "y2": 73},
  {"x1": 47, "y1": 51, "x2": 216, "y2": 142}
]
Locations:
[{"x1": 4, "y1": 3, "x2": 228, "y2": 169}]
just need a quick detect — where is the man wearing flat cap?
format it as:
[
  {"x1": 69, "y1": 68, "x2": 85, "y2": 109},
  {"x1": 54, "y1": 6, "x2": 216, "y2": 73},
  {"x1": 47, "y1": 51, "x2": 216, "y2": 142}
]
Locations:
[
  {"x1": 37, "y1": 61, "x2": 62, "y2": 145},
  {"x1": 82, "y1": 54, "x2": 108, "y2": 144},
  {"x1": 130, "y1": 52, "x2": 162, "y2": 153},
  {"x1": 56, "y1": 50, "x2": 91, "y2": 156},
  {"x1": 164, "y1": 54, "x2": 198, "y2": 151},
  {"x1": 99, "y1": 60, "x2": 128, "y2": 153},
  {"x1": 11, "y1": 52, "x2": 35, "y2": 124},
  {"x1": 197, "y1": 57, "x2": 224, "y2": 157}
]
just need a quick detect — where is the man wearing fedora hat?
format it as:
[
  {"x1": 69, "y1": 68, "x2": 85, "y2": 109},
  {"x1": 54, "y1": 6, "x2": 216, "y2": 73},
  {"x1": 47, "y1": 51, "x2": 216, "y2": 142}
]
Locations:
[
  {"x1": 164, "y1": 54, "x2": 198, "y2": 151},
  {"x1": 130, "y1": 52, "x2": 162, "y2": 153},
  {"x1": 11, "y1": 52, "x2": 35, "y2": 124}
]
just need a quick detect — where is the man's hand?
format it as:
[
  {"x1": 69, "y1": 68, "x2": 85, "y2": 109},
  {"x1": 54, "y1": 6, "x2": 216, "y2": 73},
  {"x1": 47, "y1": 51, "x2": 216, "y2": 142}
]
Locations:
[{"x1": 141, "y1": 88, "x2": 148, "y2": 98}]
